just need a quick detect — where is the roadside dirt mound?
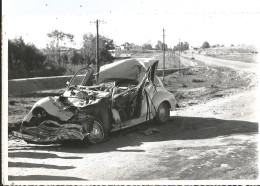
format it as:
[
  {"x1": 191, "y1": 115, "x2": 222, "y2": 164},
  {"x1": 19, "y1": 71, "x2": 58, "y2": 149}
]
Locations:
[
  {"x1": 164, "y1": 66, "x2": 257, "y2": 108},
  {"x1": 199, "y1": 45, "x2": 258, "y2": 63}
]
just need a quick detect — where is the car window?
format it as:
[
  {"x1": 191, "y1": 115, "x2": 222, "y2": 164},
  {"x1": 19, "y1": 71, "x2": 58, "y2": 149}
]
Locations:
[{"x1": 69, "y1": 68, "x2": 90, "y2": 87}]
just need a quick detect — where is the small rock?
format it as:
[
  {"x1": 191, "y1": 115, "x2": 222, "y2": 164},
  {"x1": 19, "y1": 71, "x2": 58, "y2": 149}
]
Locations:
[
  {"x1": 214, "y1": 163, "x2": 220, "y2": 167},
  {"x1": 220, "y1": 163, "x2": 232, "y2": 169}
]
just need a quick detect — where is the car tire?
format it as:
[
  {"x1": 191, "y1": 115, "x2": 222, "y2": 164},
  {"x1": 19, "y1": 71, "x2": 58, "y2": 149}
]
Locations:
[
  {"x1": 86, "y1": 118, "x2": 108, "y2": 144},
  {"x1": 155, "y1": 102, "x2": 170, "y2": 124},
  {"x1": 86, "y1": 98, "x2": 111, "y2": 145}
]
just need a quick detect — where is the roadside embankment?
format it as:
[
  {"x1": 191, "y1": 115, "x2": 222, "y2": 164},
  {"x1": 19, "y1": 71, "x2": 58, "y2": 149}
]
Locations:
[{"x1": 8, "y1": 75, "x2": 72, "y2": 96}]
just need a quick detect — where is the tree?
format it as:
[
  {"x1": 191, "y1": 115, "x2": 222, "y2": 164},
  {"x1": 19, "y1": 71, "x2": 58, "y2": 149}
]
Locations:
[
  {"x1": 100, "y1": 38, "x2": 115, "y2": 65},
  {"x1": 8, "y1": 37, "x2": 46, "y2": 79},
  {"x1": 69, "y1": 49, "x2": 85, "y2": 65},
  {"x1": 99, "y1": 48, "x2": 114, "y2": 65},
  {"x1": 173, "y1": 41, "x2": 189, "y2": 52},
  {"x1": 183, "y1": 42, "x2": 189, "y2": 51},
  {"x1": 47, "y1": 30, "x2": 74, "y2": 67},
  {"x1": 155, "y1": 40, "x2": 167, "y2": 50},
  {"x1": 81, "y1": 33, "x2": 115, "y2": 66},
  {"x1": 103, "y1": 39, "x2": 115, "y2": 50},
  {"x1": 155, "y1": 41, "x2": 162, "y2": 50},
  {"x1": 142, "y1": 43, "x2": 153, "y2": 50},
  {"x1": 81, "y1": 33, "x2": 97, "y2": 65},
  {"x1": 202, "y1": 41, "x2": 210, "y2": 49}
]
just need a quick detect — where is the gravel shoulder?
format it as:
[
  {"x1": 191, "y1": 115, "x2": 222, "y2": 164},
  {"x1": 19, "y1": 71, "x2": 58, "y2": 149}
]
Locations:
[{"x1": 175, "y1": 88, "x2": 259, "y2": 122}]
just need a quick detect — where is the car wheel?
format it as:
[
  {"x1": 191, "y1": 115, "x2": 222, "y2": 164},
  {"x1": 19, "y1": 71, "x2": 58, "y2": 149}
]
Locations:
[
  {"x1": 86, "y1": 119, "x2": 107, "y2": 144},
  {"x1": 155, "y1": 102, "x2": 170, "y2": 124},
  {"x1": 20, "y1": 108, "x2": 47, "y2": 132}
]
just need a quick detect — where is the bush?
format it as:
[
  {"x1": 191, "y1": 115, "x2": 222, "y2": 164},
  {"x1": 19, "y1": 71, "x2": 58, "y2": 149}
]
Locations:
[
  {"x1": 8, "y1": 37, "x2": 71, "y2": 79},
  {"x1": 202, "y1": 41, "x2": 210, "y2": 49},
  {"x1": 8, "y1": 38, "x2": 46, "y2": 79}
]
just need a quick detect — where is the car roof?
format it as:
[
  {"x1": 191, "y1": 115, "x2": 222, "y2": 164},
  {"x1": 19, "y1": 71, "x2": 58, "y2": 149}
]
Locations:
[{"x1": 98, "y1": 58, "x2": 159, "y2": 83}]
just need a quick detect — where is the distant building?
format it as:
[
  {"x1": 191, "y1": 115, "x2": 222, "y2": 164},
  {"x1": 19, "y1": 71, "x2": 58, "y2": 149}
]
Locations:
[
  {"x1": 120, "y1": 42, "x2": 143, "y2": 51},
  {"x1": 108, "y1": 49, "x2": 116, "y2": 57},
  {"x1": 108, "y1": 45, "x2": 123, "y2": 57},
  {"x1": 109, "y1": 43, "x2": 142, "y2": 58},
  {"x1": 191, "y1": 46, "x2": 200, "y2": 51},
  {"x1": 130, "y1": 45, "x2": 143, "y2": 51}
]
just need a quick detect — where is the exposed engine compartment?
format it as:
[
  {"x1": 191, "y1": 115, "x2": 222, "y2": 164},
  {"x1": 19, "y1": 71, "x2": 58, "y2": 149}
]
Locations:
[{"x1": 19, "y1": 79, "x2": 143, "y2": 143}]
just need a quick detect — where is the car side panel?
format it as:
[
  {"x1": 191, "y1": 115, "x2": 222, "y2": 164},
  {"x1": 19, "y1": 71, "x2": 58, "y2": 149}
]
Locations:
[{"x1": 151, "y1": 88, "x2": 177, "y2": 116}]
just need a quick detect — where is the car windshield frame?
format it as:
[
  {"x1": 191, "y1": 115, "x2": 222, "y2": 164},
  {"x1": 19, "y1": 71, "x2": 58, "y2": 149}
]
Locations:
[
  {"x1": 65, "y1": 59, "x2": 161, "y2": 92},
  {"x1": 66, "y1": 68, "x2": 91, "y2": 89}
]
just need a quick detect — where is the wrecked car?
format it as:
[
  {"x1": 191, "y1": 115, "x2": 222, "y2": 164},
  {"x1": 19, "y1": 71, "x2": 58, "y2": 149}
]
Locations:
[{"x1": 12, "y1": 58, "x2": 177, "y2": 144}]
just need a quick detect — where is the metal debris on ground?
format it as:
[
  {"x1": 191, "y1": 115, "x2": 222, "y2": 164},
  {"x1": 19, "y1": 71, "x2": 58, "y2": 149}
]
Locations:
[{"x1": 141, "y1": 128, "x2": 160, "y2": 135}]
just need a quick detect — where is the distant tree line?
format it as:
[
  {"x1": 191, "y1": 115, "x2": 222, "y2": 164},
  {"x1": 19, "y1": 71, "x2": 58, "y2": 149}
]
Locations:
[
  {"x1": 201, "y1": 41, "x2": 226, "y2": 49},
  {"x1": 8, "y1": 30, "x2": 115, "y2": 79},
  {"x1": 10, "y1": 30, "x2": 230, "y2": 80},
  {"x1": 141, "y1": 40, "x2": 169, "y2": 51},
  {"x1": 173, "y1": 42, "x2": 189, "y2": 52},
  {"x1": 155, "y1": 40, "x2": 168, "y2": 51}
]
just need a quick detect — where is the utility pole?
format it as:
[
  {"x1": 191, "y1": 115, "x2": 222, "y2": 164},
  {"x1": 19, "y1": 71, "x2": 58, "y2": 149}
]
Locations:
[
  {"x1": 179, "y1": 38, "x2": 181, "y2": 71},
  {"x1": 96, "y1": 19, "x2": 100, "y2": 78},
  {"x1": 163, "y1": 29, "x2": 165, "y2": 81},
  {"x1": 90, "y1": 19, "x2": 105, "y2": 81}
]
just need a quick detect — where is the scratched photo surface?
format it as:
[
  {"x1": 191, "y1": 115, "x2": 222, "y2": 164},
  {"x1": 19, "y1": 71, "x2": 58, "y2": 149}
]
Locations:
[{"x1": 2, "y1": 0, "x2": 260, "y2": 184}]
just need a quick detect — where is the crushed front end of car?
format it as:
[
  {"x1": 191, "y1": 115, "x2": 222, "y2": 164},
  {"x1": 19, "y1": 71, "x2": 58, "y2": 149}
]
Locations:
[
  {"x1": 12, "y1": 68, "x2": 112, "y2": 144},
  {"x1": 13, "y1": 120, "x2": 86, "y2": 143}
]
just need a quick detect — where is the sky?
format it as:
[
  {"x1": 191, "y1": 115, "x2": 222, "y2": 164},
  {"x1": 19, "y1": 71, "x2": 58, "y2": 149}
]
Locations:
[{"x1": 3, "y1": 0, "x2": 260, "y2": 49}]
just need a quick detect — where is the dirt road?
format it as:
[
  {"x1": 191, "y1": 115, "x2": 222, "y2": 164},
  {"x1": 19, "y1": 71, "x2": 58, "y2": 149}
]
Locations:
[
  {"x1": 182, "y1": 52, "x2": 258, "y2": 71},
  {"x1": 7, "y1": 88, "x2": 258, "y2": 181}
]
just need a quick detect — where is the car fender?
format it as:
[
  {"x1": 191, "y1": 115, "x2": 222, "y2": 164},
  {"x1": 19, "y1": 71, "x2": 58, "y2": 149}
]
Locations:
[
  {"x1": 151, "y1": 89, "x2": 177, "y2": 116},
  {"x1": 23, "y1": 96, "x2": 74, "y2": 123}
]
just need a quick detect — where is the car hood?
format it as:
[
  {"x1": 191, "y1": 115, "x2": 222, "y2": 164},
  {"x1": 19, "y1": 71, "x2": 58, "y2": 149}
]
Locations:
[{"x1": 98, "y1": 58, "x2": 158, "y2": 83}]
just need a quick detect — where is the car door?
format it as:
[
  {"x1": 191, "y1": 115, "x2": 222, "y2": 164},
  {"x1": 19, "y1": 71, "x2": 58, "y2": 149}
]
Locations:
[
  {"x1": 140, "y1": 62, "x2": 158, "y2": 118},
  {"x1": 145, "y1": 62, "x2": 158, "y2": 97}
]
